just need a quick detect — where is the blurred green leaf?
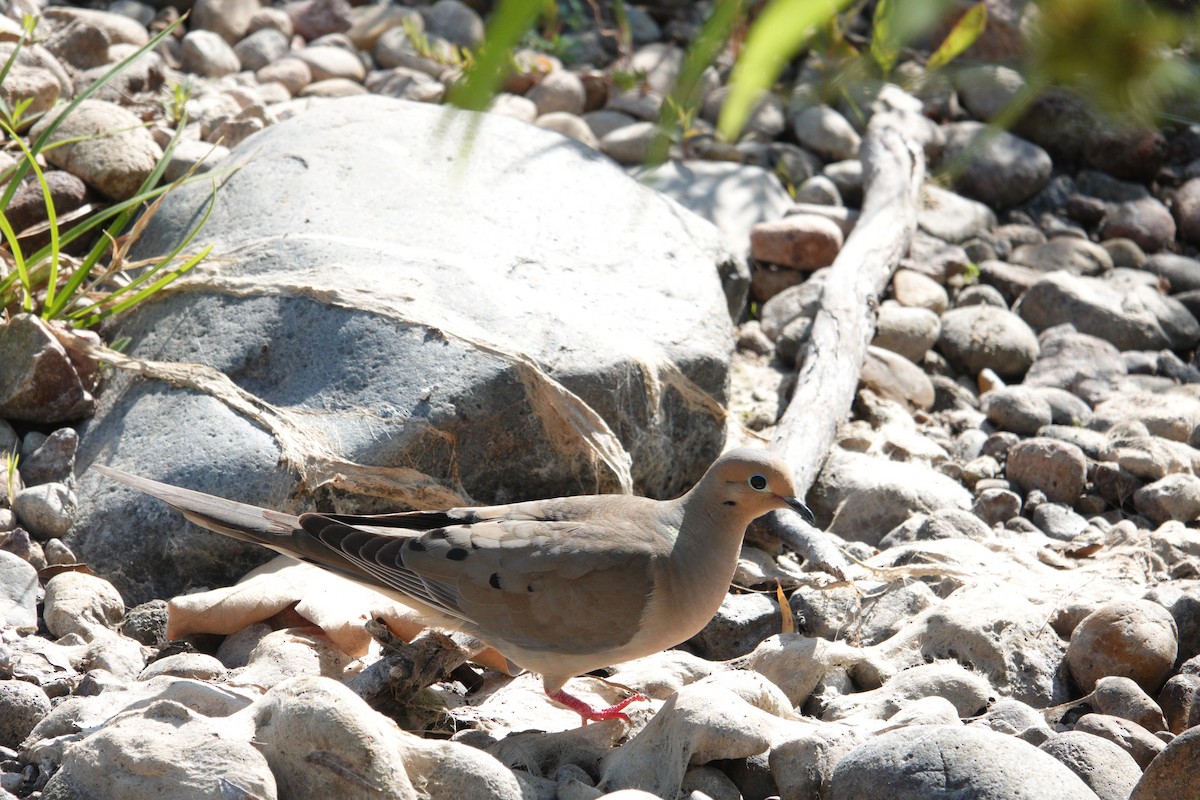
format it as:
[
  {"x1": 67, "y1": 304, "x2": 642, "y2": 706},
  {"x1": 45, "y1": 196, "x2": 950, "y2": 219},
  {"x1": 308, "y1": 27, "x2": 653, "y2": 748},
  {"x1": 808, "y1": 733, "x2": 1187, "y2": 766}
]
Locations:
[
  {"x1": 870, "y1": 0, "x2": 900, "y2": 74},
  {"x1": 719, "y1": 0, "x2": 855, "y2": 141},
  {"x1": 927, "y1": 2, "x2": 986, "y2": 70},
  {"x1": 649, "y1": 0, "x2": 747, "y2": 162},
  {"x1": 1027, "y1": 0, "x2": 1196, "y2": 122},
  {"x1": 446, "y1": 0, "x2": 548, "y2": 111}
]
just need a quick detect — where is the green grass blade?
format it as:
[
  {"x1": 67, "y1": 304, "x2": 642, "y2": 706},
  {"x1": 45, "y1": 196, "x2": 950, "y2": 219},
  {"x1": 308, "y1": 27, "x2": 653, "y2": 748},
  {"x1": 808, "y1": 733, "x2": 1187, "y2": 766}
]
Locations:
[
  {"x1": 69, "y1": 180, "x2": 218, "y2": 323},
  {"x1": 445, "y1": 0, "x2": 546, "y2": 111},
  {"x1": 927, "y1": 2, "x2": 987, "y2": 70},
  {"x1": 44, "y1": 113, "x2": 195, "y2": 319},
  {"x1": 71, "y1": 244, "x2": 211, "y2": 326},
  {"x1": 0, "y1": 120, "x2": 62, "y2": 315},
  {"x1": 648, "y1": 0, "x2": 746, "y2": 163},
  {"x1": 718, "y1": 0, "x2": 855, "y2": 141},
  {"x1": 0, "y1": 209, "x2": 33, "y2": 312},
  {"x1": 0, "y1": 15, "x2": 185, "y2": 212},
  {"x1": 870, "y1": 0, "x2": 899, "y2": 74}
]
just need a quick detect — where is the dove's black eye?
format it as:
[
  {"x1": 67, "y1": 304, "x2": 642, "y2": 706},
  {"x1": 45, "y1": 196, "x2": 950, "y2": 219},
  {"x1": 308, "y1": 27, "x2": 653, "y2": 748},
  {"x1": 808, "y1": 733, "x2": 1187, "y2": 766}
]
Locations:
[{"x1": 748, "y1": 474, "x2": 768, "y2": 491}]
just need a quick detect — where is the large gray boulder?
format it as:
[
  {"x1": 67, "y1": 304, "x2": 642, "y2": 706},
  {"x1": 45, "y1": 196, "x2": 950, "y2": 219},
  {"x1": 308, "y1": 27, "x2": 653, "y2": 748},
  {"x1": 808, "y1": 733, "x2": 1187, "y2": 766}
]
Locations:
[{"x1": 72, "y1": 96, "x2": 737, "y2": 604}]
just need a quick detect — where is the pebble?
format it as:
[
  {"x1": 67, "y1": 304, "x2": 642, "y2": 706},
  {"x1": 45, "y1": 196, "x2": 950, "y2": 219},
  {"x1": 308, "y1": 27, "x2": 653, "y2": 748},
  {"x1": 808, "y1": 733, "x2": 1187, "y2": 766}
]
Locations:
[
  {"x1": 823, "y1": 159, "x2": 863, "y2": 206},
  {"x1": 981, "y1": 386, "x2": 1052, "y2": 435},
  {"x1": 1159, "y1": 672, "x2": 1200, "y2": 734},
  {"x1": 29, "y1": 100, "x2": 163, "y2": 201},
  {"x1": 535, "y1": 112, "x2": 598, "y2": 148},
  {"x1": 600, "y1": 121, "x2": 657, "y2": 164},
  {"x1": 1100, "y1": 197, "x2": 1177, "y2": 253},
  {"x1": 793, "y1": 174, "x2": 842, "y2": 205},
  {"x1": 1066, "y1": 600, "x2": 1178, "y2": 694},
  {"x1": 1073, "y1": 713, "x2": 1166, "y2": 769},
  {"x1": 1005, "y1": 437, "x2": 1087, "y2": 505},
  {"x1": 937, "y1": 305, "x2": 1040, "y2": 379},
  {"x1": 1018, "y1": 271, "x2": 1200, "y2": 352},
  {"x1": 291, "y1": 44, "x2": 365, "y2": 82},
  {"x1": 1130, "y1": 725, "x2": 1200, "y2": 799},
  {"x1": 943, "y1": 121, "x2": 1053, "y2": 208},
  {"x1": 971, "y1": 698, "x2": 1054, "y2": 744},
  {"x1": 1143, "y1": 252, "x2": 1200, "y2": 293},
  {"x1": 233, "y1": 27, "x2": 290, "y2": 71},
  {"x1": 1173, "y1": 177, "x2": 1200, "y2": 245},
  {"x1": 18, "y1": 427, "x2": 77, "y2": 486},
  {"x1": 290, "y1": 0, "x2": 353, "y2": 41},
  {"x1": 828, "y1": 725, "x2": 1099, "y2": 800},
  {"x1": 1031, "y1": 502, "x2": 1089, "y2": 540},
  {"x1": 872, "y1": 302, "x2": 941, "y2": 362},
  {"x1": 1134, "y1": 473, "x2": 1200, "y2": 522},
  {"x1": 1038, "y1": 731, "x2": 1142, "y2": 800},
  {"x1": 0, "y1": 680, "x2": 52, "y2": 749},
  {"x1": 42, "y1": 571, "x2": 126, "y2": 639},
  {"x1": 420, "y1": 0, "x2": 484, "y2": 49},
  {"x1": 918, "y1": 184, "x2": 997, "y2": 244},
  {"x1": 179, "y1": 29, "x2": 241, "y2": 77},
  {"x1": 366, "y1": 67, "x2": 445, "y2": 103},
  {"x1": 1093, "y1": 675, "x2": 1169, "y2": 732},
  {"x1": 526, "y1": 69, "x2": 585, "y2": 116},
  {"x1": 12, "y1": 482, "x2": 77, "y2": 539},
  {"x1": 1010, "y1": 237, "x2": 1113, "y2": 275},
  {"x1": 791, "y1": 105, "x2": 861, "y2": 161},
  {"x1": 954, "y1": 64, "x2": 1026, "y2": 122},
  {"x1": 0, "y1": 551, "x2": 37, "y2": 629},
  {"x1": 256, "y1": 57, "x2": 312, "y2": 95},
  {"x1": 750, "y1": 214, "x2": 843, "y2": 270},
  {"x1": 892, "y1": 268, "x2": 949, "y2": 314},
  {"x1": 192, "y1": 0, "x2": 259, "y2": 44},
  {"x1": 972, "y1": 487, "x2": 1021, "y2": 525}
]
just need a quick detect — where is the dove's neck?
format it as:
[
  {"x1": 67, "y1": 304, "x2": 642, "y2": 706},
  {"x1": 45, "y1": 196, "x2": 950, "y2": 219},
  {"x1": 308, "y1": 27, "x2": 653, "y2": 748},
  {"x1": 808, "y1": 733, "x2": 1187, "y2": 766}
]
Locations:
[{"x1": 660, "y1": 484, "x2": 758, "y2": 628}]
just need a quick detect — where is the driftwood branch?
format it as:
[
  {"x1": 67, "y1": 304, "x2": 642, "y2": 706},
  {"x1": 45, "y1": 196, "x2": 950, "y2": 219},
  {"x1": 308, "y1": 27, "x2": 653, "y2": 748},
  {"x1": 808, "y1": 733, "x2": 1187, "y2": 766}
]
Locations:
[
  {"x1": 347, "y1": 621, "x2": 486, "y2": 721},
  {"x1": 766, "y1": 117, "x2": 925, "y2": 573}
]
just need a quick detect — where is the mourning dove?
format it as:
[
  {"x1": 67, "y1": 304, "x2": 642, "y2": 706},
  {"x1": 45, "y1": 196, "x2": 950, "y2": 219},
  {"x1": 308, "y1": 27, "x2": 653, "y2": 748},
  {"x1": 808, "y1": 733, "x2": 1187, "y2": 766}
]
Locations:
[{"x1": 93, "y1": 447, "x2": 812, "y2": 722}]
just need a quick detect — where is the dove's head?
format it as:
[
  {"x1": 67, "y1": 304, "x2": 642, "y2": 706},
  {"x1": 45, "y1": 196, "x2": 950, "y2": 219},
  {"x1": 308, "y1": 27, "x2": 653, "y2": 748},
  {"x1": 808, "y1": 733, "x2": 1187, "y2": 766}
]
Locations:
[{"x1": 696, "y1": 448, "x2": 814, "y2": 524}]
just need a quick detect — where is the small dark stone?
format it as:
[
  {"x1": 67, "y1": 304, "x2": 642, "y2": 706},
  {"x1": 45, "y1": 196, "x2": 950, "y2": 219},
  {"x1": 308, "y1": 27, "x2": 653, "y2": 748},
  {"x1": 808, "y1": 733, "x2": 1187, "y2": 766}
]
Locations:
[{"x1": 120, "y1": 599, "x2": 169, "y2": 647}]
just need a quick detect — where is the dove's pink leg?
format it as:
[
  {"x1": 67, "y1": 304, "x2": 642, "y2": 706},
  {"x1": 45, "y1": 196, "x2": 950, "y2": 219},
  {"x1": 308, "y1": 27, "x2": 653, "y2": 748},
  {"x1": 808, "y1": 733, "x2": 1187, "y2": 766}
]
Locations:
[{"x1": 548, "y1": 688, "x2": 647, "y2": 724}]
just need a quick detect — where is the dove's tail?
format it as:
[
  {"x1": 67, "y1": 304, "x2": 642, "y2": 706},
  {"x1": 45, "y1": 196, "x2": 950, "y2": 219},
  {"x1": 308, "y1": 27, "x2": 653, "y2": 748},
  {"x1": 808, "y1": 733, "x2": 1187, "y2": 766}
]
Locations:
[{"x1": 91, "y1": 464, "x2": 358, "y2": 572}]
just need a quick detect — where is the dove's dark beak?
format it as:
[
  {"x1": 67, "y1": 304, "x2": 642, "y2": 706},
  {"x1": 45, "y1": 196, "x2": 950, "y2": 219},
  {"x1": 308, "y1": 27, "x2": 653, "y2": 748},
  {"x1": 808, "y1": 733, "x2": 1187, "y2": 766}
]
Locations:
[{"x1": 780, "y1": 495, "x2": 815, "y2": 525}]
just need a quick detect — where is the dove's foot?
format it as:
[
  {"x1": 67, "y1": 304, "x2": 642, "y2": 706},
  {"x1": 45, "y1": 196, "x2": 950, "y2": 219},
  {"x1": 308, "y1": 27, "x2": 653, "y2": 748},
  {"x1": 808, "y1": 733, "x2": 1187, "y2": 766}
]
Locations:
[{"x1": 548, "y1": 688, "x2": 647, "y2": 725}]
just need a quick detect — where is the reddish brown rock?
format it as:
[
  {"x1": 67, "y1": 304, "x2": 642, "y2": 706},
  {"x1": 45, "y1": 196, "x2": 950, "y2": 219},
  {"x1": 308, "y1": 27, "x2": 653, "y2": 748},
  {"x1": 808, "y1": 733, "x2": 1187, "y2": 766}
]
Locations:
[
  {"x1": 750, "y1": 214, "x2": 843, "y2": 271},
  {"x1": 1067, "y1": 600, "x2": 1178, "y2": 694}
]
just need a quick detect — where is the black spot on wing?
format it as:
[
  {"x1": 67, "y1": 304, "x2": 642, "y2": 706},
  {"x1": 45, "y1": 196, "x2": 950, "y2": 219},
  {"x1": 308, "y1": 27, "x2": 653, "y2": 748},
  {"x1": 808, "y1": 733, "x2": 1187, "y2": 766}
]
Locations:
[
  {"x1": 445, "y1": 547, "x2": 468, "y2": 561},
  {"x1": 489, "y1": 573, "x2": 501, "y2": 589}
]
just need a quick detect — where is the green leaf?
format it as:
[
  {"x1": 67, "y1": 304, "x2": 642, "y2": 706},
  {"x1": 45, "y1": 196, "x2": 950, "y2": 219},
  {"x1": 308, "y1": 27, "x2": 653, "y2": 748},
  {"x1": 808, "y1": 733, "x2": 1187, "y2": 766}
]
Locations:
[
  {"x1": 719, "y1": 0, "x2": 855, "y2": 142},
  {"x1": 648, "y1": 0, "x2": 746, "y2": 163},
  {"x1": 927, "y1": 2, "x2": 987, "y2": 70},
  {"x1": 0, "y1": 121, "x2": 64, "y2": 316},
  {"x1": 445, "y1": 0, "x2": 547, "y2": 112},
  {"x1": 68, "y1": 180, "x2": 218, "y2": 326},
  {"x1": 0, "y1": 208, "x2": 33, "y2": 313},
  {"x1": 870, "y1": 0, "x2": 900, "y2": 75}
]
